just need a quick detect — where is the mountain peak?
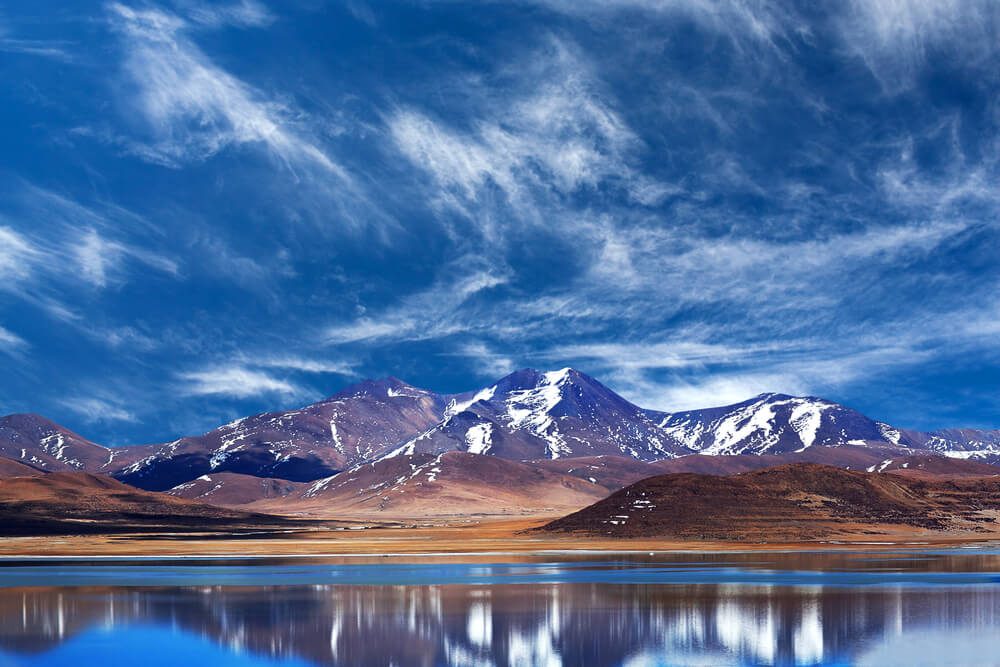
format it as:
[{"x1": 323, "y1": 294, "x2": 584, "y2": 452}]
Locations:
[
  {"x1": 748, "y1": 392, "x2": 796, "y2": 403},
  {"x1": 0, "y1": 413, "x2": 62, "y2": 429},
  {"x1": 494, "y1": 367, "x2": 587, "y2": 390},
  {"x1": 329, "y1": 376, "x2": 427, "y2": 399}
]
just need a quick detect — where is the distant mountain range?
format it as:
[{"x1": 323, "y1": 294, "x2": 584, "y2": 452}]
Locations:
[{"x1": 2, "y1": 368, "x2": 999, "y2": 506}]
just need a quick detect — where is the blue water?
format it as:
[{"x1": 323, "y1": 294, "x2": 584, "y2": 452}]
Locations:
[{"x1": 0, "y1": 550, "x2": 999, "y2": 666}]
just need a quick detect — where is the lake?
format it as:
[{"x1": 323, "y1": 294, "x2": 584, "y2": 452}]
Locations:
[{"x1": 0, "y1": 550, "x2": 999, "y2": 666}]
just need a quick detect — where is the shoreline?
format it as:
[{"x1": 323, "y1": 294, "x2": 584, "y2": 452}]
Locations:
[{"x1": 1, "y1": 515, "x2": 999, "y2": 558}]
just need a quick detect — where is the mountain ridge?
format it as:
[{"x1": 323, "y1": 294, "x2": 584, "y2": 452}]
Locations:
[{"x1": 3, "y1": 367, "x2": 1000, "y2": 495}]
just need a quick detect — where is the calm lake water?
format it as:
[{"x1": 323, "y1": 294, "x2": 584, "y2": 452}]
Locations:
[{"x1": 1, "y1": 550, "x2": 999, "y2": 666}]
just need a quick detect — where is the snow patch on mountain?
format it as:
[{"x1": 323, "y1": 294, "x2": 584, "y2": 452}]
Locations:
[
  {"x1": 876, "y1": 422, "x2": 901, "y2": 445},
  {"x1": 502, "y1": 368, "x2": 572, "y2": 458},
  {"x1": 465, "y1": 423, "x2": 493, "y2": 455},
  {"x1": 660, "y1": 394, "x2": 848, "y2": 456},
  {"x1": 445, "y1": 386, "x2": 497, "y2": 418},
  {"x1": 788, "y1": 401, "x2": 824, "y2": 452}
]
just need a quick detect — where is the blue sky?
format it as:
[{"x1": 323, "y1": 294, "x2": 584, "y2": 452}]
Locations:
[{"x1": 2, "y1": 0, "x2": 999, "y2": 445}]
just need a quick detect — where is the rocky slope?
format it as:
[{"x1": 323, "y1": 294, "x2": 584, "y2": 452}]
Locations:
[{"x1": 113, "y1": 377, "x2": 448, "y2": 490}]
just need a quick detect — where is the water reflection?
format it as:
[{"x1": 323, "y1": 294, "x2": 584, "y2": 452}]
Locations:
[{"x1": 1, "y1": 555, "x2": 1000, "y2": 666}]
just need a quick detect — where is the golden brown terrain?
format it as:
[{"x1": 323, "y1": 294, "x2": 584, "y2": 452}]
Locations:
[
  {"x1": 2, "y1": 512, "x2": 1000, "y2": 558},
  {"x1": 1, "y1": 462, "x2": 999, "y2": 557}
]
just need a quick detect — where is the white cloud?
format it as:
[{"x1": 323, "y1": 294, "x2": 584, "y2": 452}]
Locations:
[
  {"x1": 0, "y1": 38, "x2": 73, "y2": 60},
  {"x1": 178, "y1": 366, "x2": 302, "y2": 398},
  {"x1": 450, "y1": 342, "x2": 516, "y2": 378},
  {"x1": 387, "y1": 38, "x2": 662, "y2": 228},
  {"x1": 1, "y1": 188, "x2": 181, "y2": 307},
  {"x1": 637, "y1": 372, "x2": 813, "y2": 411},
  {"x1": 74, "y1": 228, "x2": 122, "y2": 288},
  {"x1": 325, "y1": 266, "x2": 508, "y2": 344},
  {"x1": 543, "y1": 341, "x2": 781, "y2": 371},
  {"x1": 580, "y1": 342, "x2": 939, "y2": 412},
  {"x1": 59, "y1": 397, "x2": 138, "y2": 423},
  {"x1": 183, "y1": 0, "x2": 276, "y2": 29},
  {"x1": 0, "y1": 226, "x2": 39, "y2": 285},
  {"x1": 837, "y1": 0, "x2": 1000, "y2": 91},
  {"x1": 109, "y1": 3, "x2": 345, "y2": 176},
  {"x1": 254, "y1": 356, "x2": 355, "y2": 375},
  {"x1": 520, "y1": 0, "x2": 802, "y2": 51},
  {"x1": 73, "y1": 227, "x2": 179, "y2": 288},
  {"x1": 326, "y1": 318, "x2": 413, "y2": 344},
  {"x1": 0, "y1": 325, "x2": 27, "y2": 353}
]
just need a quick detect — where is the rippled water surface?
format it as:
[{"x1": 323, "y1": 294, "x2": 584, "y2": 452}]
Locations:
[{"x1": 1, "y1": 550, "x2": 999, "y2": 666}]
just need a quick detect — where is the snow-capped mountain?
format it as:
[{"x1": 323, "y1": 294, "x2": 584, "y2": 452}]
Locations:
[
  {"x1": 0, "y1": 414, "x2": 111, "y2": 471},
  {"x1": 3, "y1": 368, "x2": 1000, "y2": 498},
  {"x1": 895, "y1": 428, "x2": 1000, "y2": 464},
  {"x1": 113, "y1": 377, "x2": 448, "y2": 490},
  {"x1": 658, "y1": 393, "x2": 888, "y2": 456},
  {"x1": 387, "y1": 368, "x2": 687, "y2": 461}
]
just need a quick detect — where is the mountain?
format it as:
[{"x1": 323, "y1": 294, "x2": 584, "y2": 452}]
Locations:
[
  {"x1": 267, "y1": 451, "x2": 610, "y2": 518},
  {"x1": 541, "y1": 463, "x2": 1000, "y2": 541},
  {"x1": 657, "y1": 393, "x2": 888, "y2": 455},
  {"x1": 166, "y1": 473, "x2": 305, "y2": 505},
  {"x1": 0, "y1": 414, "x2": 112, "y2": 471},
  {"x1": 112, "y1": 377, "x2": 448, "y2": 490},
  {"x1": 896, "y1": 428, "x2": 1000, "y2": 463},
  {"x1": 3, "y1": 367, "x2": 1000, "y2": 504},
  {"x1": 656, "y1": 392, "x2": 1000, "y2": 462},
  {"x1": 386, "y1": 368, "x2": 686, "y2": 461}
]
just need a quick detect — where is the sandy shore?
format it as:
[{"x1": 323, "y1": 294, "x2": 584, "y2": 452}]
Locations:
[{"x1": 1, "y1": 516, "x2": 999, "y2": 557}]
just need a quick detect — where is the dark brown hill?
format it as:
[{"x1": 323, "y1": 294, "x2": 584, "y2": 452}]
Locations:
[
  {"x1": 0, "y1": 472, "x2": 294, "y2": 536},
  {"x1": 541, "y1": 463, "x2": 1000, "y2": 541}
]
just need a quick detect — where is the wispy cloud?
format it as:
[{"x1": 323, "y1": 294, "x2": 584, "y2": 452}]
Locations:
[
  {"x1": 0, "y1": 226, "x2": 39, "y2": 285},
  {"x1": 59, "y1": 396, "x2": 138, "y2": 423},
  {"x1": 0, "y1": 184, "x2": 180, "y2": 302},
  {"x1": 108, "y1": 3, "x2": 344, "y2": 176},
  {"x1": 182, "y1": 0, "x2": 276, "y2": 29},
  {"x1": 836, "y1": 0, "x2": 1000, "y2": 91},
  {"x1": 325, "y1": 264, "x2": 509, "y2": 344},
  {"x1": 74, "y1": 227, "x2": 179, "y2": 288},
  {"x1": 520, "y1": 0, "x2": 804, "y2": 52},
  {"x1": 0, "y1": 15, "x2": 74, "y2": 60},
  {"x1": 177, "y1": 365, "x2": 302, "y2": 398},
  {"x1": 0, "y1": 37, "x2": 73, "y2": 60},
  {"x1": 0, "y1": 325, "x2": 28, "y2": 355},
  {"x1": 254, "y1": 355, "x2": 356, "y2": 375},
  {"x1": 447, "y1": 342, "x2": 516, "y2": 379},
  {"x1": 388, "y1": 38, "x2": 666, "y2": 231}
]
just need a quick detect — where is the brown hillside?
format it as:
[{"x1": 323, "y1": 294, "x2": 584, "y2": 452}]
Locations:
[
  {"x1": 257, "y1": 451, "x2": 608, "y2": 518},
  {"x1": 541, "y1": 463, "x2": 1000, "y2": 541},
  {"x1": 0, "y1": 457, "x2": 44, "y2": 479},
  {"x1": 167, "y1": 472, "x2": 306, "y2": 505},
  {"x1": 0, "y1": 472, "x2": 294, "y2": 536}
]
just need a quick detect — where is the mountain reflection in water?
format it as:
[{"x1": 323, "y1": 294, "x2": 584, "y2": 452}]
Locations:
[{"x1": 1, "y1": 552, "x2": 1000, "y2": 666}]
